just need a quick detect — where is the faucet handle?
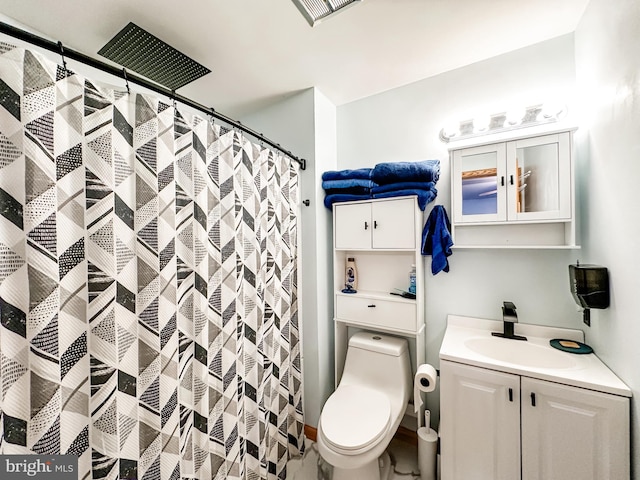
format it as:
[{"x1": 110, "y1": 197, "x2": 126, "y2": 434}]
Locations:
[
  {"x1": 503, "y1": 301, "x2": 517, "y2": 315},
  {"x1": 494, "y1": 301, "x2": 526, "y2": 340}
]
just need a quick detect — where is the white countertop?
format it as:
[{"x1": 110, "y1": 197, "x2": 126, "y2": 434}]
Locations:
[{"x1": 439, "y1": 315, "x2": 631, "y2": 397}]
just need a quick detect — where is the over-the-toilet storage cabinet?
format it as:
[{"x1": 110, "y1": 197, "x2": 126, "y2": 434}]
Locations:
[
  {"x1": 332, "y1": 196, "x2": 425, "y2": 394},
  {"x1": 440, "y1": 360, "x2": 630, "y2": 480}
]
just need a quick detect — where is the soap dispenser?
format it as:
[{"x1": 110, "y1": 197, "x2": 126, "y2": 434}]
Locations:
[{"x1": 569, "y1": 262, "x2": 609, "y2": 325}]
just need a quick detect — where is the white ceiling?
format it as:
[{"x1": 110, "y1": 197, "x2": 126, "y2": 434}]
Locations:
[{"x1": 1, "y1": 0, "x2": 589, "y2": 118}]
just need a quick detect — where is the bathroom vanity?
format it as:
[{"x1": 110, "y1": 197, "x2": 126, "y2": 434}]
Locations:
[{"x1": 439, "y1": 315, "x2": 631, "y2": 480}]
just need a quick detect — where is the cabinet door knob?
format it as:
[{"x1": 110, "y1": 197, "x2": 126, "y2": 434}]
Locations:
[
  {"x1": 531, "y1": 392, "x2": 536, "y2": 407},
  {"x1": 367, "y1": 304, "x2": 376, "y2": 308},
  {"x1": 508, "y1": 387, "x2": 513, "y2": 402}
]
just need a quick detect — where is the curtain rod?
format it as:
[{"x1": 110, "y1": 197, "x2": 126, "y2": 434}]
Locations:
[{"x1": 0, "y1": 21, "x2": 306, "y2": 170}]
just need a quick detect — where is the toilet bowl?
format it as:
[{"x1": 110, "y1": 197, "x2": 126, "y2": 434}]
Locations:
[{"x1": 317, "y1": 332, "x2": 412, "y2": 480}]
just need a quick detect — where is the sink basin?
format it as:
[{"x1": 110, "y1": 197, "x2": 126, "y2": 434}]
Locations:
[{"x1": 464, "y1": 337, "x2": 577, "y2": 369}]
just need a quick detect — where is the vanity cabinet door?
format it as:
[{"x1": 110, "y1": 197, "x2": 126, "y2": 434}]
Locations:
[
  {"x1": 440, "y1": 361, "x2": 521, "y2": 480},
  {"x1": 521, "y1": 377, "x2": 630, "y2": 480},
  {"x1": 452, "y1": 142, "x2": 507, "y2": 223}
]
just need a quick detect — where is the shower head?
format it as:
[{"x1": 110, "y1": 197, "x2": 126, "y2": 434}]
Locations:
[{"x1": 98, "y1": 22, "x2": 211, "y2": 91}]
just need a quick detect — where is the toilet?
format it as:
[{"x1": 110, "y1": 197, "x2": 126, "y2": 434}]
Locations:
[{"x1": 317, "y1": 332, "x2": 412, "y2": 480}]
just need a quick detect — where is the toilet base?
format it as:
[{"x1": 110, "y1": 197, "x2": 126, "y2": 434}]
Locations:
[{"x1": 330, "y1": 451, "x2": 392, "y2": 480}]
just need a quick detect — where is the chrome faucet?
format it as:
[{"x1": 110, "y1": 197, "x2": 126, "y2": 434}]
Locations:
[{"x1": 492, "y1": 301, "x2": 527, "y2": 341}]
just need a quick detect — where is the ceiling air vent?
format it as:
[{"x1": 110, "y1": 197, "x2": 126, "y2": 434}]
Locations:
[
  {"x1": 292, "y1": 0, "x2": 363, "y2": 26},
  {"x1": 98, "y1": 22, "x2": 211, "y2": 91}
]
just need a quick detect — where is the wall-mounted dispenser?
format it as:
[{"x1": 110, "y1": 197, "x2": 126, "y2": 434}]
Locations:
[{"x1": 569, "y1": 262, "x2": 610, "y2": 326}]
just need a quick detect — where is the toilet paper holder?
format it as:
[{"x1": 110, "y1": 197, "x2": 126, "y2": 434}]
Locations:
[{"x1": 414, "y1": 364, "x2": 438, "y2": 429}]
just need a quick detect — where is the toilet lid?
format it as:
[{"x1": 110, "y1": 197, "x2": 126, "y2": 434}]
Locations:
[{"x1": 321, "y1": 384, "x2": 391, "y2": 451}]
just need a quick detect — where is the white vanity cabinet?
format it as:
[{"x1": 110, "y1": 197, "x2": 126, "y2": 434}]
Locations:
[
  {"x1": 332, "y1": 196, "x2": 425, "y2": 399},
  {"x1": 450, "y1": 129, "x2": 577, "y2": 248},
  {"x1": 440, "y1": 361, "x2": 521, "y2": 480},
  {"x1": 521, "y1": 377, "x2": 630, "y2": 480},
  {"x1": 440, "y1": 360, "x2": 630, "y2": 480}
]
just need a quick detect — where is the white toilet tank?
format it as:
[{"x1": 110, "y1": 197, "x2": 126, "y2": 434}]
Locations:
[{"x1": 339, "y1": 332, "x2": 412, "y2": 402}]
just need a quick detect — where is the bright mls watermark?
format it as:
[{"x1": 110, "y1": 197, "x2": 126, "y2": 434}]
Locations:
[{"x1": 1, "y1": 455, "x2": 77, "y2": 479}]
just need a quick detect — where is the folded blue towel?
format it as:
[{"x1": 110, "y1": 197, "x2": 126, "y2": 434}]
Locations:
[
  {"x1": 371, "y1": 160, "x2": 440, "y2": 185},
  {"x1": 324, "y1": 193, "x2": 372, "y2": 209},
  {"x1": 372, "y1": 181, "x2": 436, "y2": 194},
  {"x1": 322, "y1": 178, "x2": 377, "y2": 190},
  {"x1": 372, "y1": 188, "x2": 437, "y2": 210},
  {"x1": 324, "y1": 186, "x2": 372, "y2": 196},
  {"x1": 421, "y1": 205, "x2": 453, "y2": 275},
  {"x1": 322, "y1": 168, "x2": 372, "y2": 181}
]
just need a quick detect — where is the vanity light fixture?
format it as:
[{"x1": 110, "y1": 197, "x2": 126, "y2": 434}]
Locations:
[
  {"x1": 439, "y1": 103, "x2": 567, "y2": 143},
  {"x1": 292, "y1": 0, "x2": 363, "y2": 26}
]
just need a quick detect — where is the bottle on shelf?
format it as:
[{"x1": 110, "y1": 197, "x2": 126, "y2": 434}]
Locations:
[
  {"x1": 408, "y1": 264, "x2": 416, "y2": 294},
  {"x1": 345, "y1": 257, "x2": 358, "y2": 290}
]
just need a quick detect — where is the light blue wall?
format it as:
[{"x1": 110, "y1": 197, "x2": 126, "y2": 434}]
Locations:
[
  {"x1": 336, "y1": 34, "x2": 583, "y2": 426},
  {"x1": 574, "y1": 0, "x2": 640, "y2": 474},
  {"x1": 241, "y1": 88, "x2": 337, "y2": 427}
]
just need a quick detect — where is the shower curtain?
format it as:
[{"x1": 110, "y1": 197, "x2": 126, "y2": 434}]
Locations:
[{"x1": 0, "y1": 43, "x2": 303, "y2": 480}]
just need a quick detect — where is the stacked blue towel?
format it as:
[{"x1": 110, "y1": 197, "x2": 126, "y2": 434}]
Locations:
[
  {"x1": 371, "y1": 160, "x2": 440, "y2": 185},
  {"x1": 322, "y1": 168, "x2": 375, "y2": 208},
  {"x1": 322, "y1": 168, "x2": 373, "y2": 181},
  {"x1": 373, "y1": 188, "x2": 437, "y2": 210},
  {"x1": 322, "y1": 161, "x2": 441, "y2": 209},
  {"x1": 322, "y1": 178, "x2": 377, "y2": 190},
  {"x1": 370, "y1": 161, "x2": 440, "y2": 210}
]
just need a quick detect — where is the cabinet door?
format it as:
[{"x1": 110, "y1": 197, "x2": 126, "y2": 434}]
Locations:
[
  {"x1": 521, "y1": 377, "x2": 630, "y2": 480},
  {"x1": 440, "y1": 361, "x2": 521, "y2": 480},
  {"x1": 334, "y1": 202, "x2": 372, "y2": 249},
  {"x1": 452, "y1": 142, "x2": 507, "y2": 223},
  {"x1": 371, "y1": 197, "x2": 416, "y2": 249},
  {"x1": 506, "y1": 133, "x2": 571, "y2": 221}
]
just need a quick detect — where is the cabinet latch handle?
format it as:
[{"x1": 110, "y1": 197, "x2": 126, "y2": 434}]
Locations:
[
  {"x1": 531, "y1": 392, "x2": 536, "y2": 407},
  {"x1": 501, "y1": 176, "x2": 505, "y2": 186},
  {"x1": 364, "y1": 221, "x2": 369, "y2": 230},
  {"x1": 367, "y1": 304, "x2": 376, "y2": 308},
  {"x1": 374, "y1": 220, "x2": 378, "y2": 229},
  {"x1": 508, "y1": 388, "x2": 513, "y2": 402},
  {"x1": 510, "y1": 175, "x2": 514, "y2": 185}
]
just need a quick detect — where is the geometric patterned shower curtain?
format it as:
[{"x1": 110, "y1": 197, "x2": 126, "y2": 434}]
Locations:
[{"x1": 0, "y1": 43, "x2": 303, "y2": 480}]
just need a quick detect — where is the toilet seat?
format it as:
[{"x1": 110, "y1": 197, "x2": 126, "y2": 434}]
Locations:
[{"x1": 321, "y1": 384, "x2": 391, "y2": 452}]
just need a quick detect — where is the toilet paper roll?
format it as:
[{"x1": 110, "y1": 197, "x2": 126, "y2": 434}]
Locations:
[{"x1": 414, "y1": 364, "x2": 437, "y2": 413}]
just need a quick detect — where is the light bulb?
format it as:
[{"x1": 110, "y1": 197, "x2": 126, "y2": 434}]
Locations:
[
  {"x1": 443, "y1": 122, "x2": 460, "y2": 138},
  {"x1": 506, "y1": 107, "x2": 525, "y2": 125},
  {"x1": 473, "y1": 115, "x2": 490, "y2": 133},
  {"x1": 540, "y1": 102, "x2": 565, "y2": 119}
]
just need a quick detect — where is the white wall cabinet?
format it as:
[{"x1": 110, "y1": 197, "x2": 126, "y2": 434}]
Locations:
[
  {"x1": 450, "y1": 129, "x2": 577, "y2": 248},
  {"x1": 332, "y1": 196, "x2": 426, "y2": 421},
  {"x1": 334, "y1": 197, "x2": 416, "y2": 250},
  {"x1": 440, "y1": 360, "x2": 630, "y2": 480}
]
